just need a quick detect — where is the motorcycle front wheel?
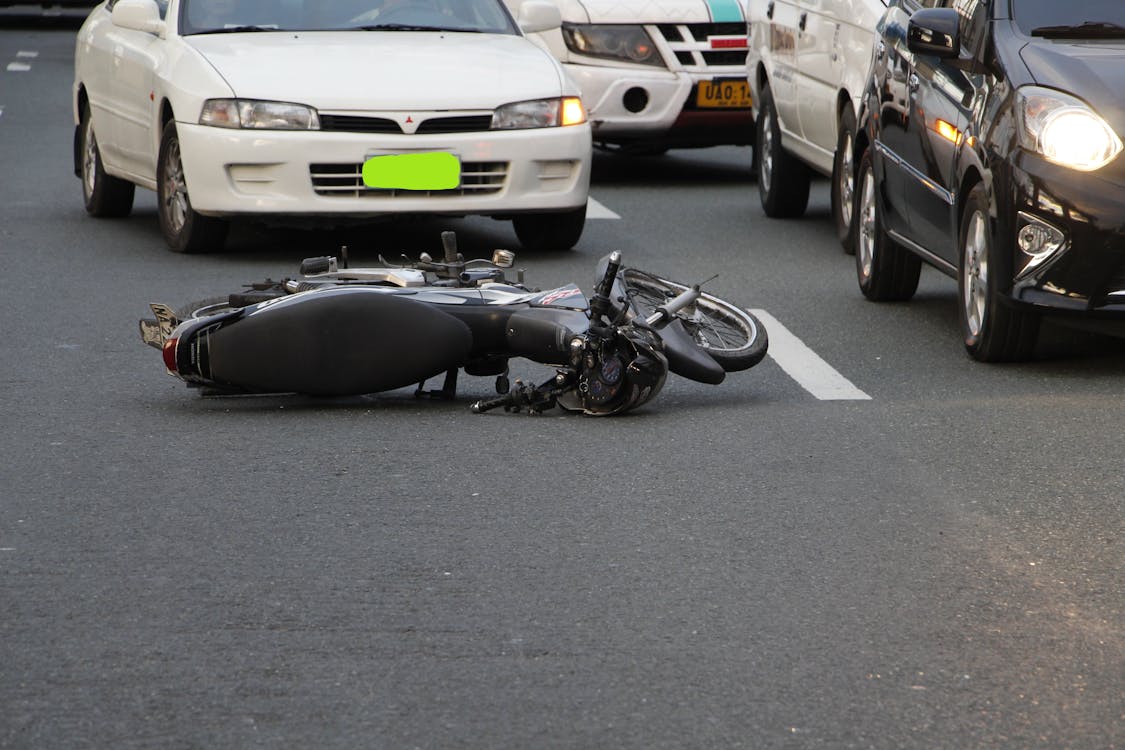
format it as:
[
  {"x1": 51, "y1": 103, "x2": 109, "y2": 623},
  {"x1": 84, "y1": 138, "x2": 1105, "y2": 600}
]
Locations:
[{"x1": 621, "y1": 269, "x2": 768, "y2": 371}]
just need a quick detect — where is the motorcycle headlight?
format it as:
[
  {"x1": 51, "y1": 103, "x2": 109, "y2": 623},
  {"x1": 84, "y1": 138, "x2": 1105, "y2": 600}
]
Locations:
[
  {"x1": 492, "y1": 97, "x2": 587, "y2": 129},
  {"x1": 200, "y1": 99, "x2": 320, "y2": 130},
  {"x1": 561, "y1": 23, "x2": 662, "y2": 67},
  {"x1": 1016, "y1": 86, "x2": 1121, "y2": 171}
]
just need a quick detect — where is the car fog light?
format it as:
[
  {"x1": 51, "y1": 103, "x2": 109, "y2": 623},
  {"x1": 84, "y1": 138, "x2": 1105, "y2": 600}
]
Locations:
[{"x1": 1016, "y1": 211, "x2": 1067, "y2": 279}]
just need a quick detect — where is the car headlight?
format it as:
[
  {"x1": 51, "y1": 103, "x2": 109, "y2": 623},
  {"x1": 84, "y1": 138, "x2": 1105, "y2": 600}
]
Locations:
[
  {"x1": 492, "y1": 97, "x2": 587, "y2": 129},
  {"x1": 1016, "y1": 86, "x2": 1121, "y2": 171},
  {"x1": 561, "y1": 23, "x2": 662, "y2": 67},
  {"x1": 199, "y1": 99, "x2": 320, "y2": 130}
]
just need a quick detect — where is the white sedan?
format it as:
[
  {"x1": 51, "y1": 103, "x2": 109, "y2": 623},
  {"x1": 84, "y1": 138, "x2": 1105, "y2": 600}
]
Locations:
[{"x1": 73, "y1": 0, "x2": 592, "y2": 252}]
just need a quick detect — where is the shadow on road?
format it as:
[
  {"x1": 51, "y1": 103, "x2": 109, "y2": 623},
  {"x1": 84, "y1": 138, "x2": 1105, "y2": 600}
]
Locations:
[{"x1": 0, "y1": 6, "x2": 89, "y2": 29}]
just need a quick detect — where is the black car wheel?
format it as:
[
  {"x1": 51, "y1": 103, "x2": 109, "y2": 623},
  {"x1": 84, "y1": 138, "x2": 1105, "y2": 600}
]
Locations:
[
  {"x1": 855, "y1": 148, "x2": 920, "y2": 301},
  {"x1": 80, "y1": 102, "x2": 134, "y2": 218},
  {"x1": 958, "y1": 183, "x2": 1040, "y2": 362},
  {"x1": 831, "y1": 106, "x2": 858, "y2": 254},
  {"x1": 756, "y1": 80, "x2": 810, "y2": 218},
  {"x1": 512, "y1": 204, "x2": 586, "y2": 251},
  {"x1": 157, "y1": 121, "x2": 228, "y2": 254}
]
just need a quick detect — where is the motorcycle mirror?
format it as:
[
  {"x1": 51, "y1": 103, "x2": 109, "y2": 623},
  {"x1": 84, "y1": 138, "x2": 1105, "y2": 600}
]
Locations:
[{"x1": 492, "y1": 249, "x2": 515, "y2": 268}]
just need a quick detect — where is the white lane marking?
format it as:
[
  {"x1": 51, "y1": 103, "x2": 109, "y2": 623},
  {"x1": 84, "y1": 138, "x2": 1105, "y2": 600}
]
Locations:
[
  {"x1": 750, "y1": 309, "x2": 871, "y2": 401},
  {"x1": 587, "y1": 197, "x2": 620, "y2": 220},
  {"x1": 0, "y1": 106, "x2": 4, "y2": 120},
  {"x1": 6, "y1": 63, "x2": 31, "y2": 72},
  {"x1": 17, "y1": 51, "x2": 39, "y2": 58}
]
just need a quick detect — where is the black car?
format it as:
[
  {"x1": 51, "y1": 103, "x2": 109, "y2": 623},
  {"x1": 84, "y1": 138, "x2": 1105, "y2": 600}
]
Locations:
[{"x1": 851, "y1": 0, "x2": 1125, "y2": 361}]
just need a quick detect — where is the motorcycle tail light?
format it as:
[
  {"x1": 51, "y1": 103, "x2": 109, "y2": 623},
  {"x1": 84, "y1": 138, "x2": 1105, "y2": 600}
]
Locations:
[{"x1": 162, "y1": 338, "x2": 179, "y2": 373}]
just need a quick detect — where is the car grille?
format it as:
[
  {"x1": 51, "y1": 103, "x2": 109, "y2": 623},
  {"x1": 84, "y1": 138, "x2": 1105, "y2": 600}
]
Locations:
[
  {"x1": 310, "y1": 162, "x2": 508, "y2": 197},
  {"x1": 654, "y1": 22, "x2": 748, "y2": 69},
  {"x1": 317, "y1": 114, "x2": 494, "y2": 134}
]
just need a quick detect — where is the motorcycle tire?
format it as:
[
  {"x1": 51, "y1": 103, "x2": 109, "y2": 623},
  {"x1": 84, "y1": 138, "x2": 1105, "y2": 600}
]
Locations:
[{"x1": 621, "y1": 268, "x2": 768, "y2": 372}]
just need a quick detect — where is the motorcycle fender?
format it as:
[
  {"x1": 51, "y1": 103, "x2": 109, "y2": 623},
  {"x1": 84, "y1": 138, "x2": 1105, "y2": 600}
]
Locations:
[
  {"x1": 205, "y1": 288, "x2": 472, "y2": 396},
  {"x1": 659, "y1": 319, "x2": 725, "y2": 385}
]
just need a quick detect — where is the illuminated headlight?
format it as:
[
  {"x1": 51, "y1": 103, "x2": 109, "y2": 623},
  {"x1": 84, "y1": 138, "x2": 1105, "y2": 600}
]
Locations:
[
  {"x1": 492, "y1": 97, "x2": 587, "y2": 129},
  {"x1": 1015, "y1": 211, "x2": 1067, "y2": 279},
  {"x1": 199, "y1": 99, "x2": 320, "y2": 130},
  {"x1": 561, "y1": 23, "x2": 662, "y2": 66},
  {"x1": 1016, "y1": 86, "x2": 1121, "y2": 171}
]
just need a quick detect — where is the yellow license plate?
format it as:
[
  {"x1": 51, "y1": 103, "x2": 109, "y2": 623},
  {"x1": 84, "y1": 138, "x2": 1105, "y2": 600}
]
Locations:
[{"x1": 696, "y1": 80, "x2": 752, "y2": 109}]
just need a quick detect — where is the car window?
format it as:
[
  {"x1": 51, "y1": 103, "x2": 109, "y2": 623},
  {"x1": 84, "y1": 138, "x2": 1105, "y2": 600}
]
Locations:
[
  {"x1": 1011, "y1": 0, "x2": 1125, "y2": 36},
  {"x1": 948, "y1": 0, "x2": 986, "y2": 53},
  {"x1": 179, "y1": 0, "x2": 517, "y2": 35}
]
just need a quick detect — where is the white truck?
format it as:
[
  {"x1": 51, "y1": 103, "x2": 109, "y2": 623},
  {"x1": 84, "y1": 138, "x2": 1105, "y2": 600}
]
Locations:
[{"x1": 508, "y1": 0, "x2": 755, "y2": 154}]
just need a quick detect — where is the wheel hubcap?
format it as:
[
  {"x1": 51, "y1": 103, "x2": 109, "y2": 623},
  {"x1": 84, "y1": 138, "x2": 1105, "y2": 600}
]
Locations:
[
  {"x1": 838, "y1": 133, "x2": 854, "y2": 228},
  {"x1": 963, "y1": 210, "x2": 989, "y2": 338},
  {"x1": 760, "y1": 110, "x2": 773, "y2": 192},
  {"x1": 162, "y1": 139, "x2": 189, "y2": 234},
  {"x1": 857, "y1": 167, "x2": 876, "y2": 281},
  {"x1": 82, "y1": 118, "x2": 97, "y2": 198}
]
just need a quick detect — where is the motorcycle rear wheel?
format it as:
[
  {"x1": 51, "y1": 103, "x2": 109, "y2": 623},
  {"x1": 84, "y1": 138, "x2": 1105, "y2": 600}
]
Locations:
[{"x1": 621, "y1": 269, "x2": 768, "y2": 371}]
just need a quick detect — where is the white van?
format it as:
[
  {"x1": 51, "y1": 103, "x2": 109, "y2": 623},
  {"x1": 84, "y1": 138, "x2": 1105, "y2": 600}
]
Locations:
[
  {"x1": 508, "y1": 0, "x2": 755, "y2": 154},
  {"x1": 746, "y1": 0, "x2": 888, "y2": 250}
]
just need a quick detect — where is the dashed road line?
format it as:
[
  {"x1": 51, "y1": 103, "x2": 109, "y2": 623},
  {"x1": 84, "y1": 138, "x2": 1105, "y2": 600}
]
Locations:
[
  {"x1": 6, "y1": 62, "x2": 31, "y2": 72},
  {"x1": 750, "y1": 308, "x2": 871, "y2": 401}
]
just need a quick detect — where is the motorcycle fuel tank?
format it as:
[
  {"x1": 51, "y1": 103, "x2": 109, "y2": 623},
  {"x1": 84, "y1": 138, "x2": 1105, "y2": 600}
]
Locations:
[{"x1": 203, "y1": 288, "x2": 473, "y2": 396}]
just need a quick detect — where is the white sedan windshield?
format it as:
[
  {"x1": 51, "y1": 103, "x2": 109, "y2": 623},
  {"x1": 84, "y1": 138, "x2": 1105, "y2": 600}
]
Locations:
[{"x1": 179, "y1": 0, "x2": 518, "y2": 35}]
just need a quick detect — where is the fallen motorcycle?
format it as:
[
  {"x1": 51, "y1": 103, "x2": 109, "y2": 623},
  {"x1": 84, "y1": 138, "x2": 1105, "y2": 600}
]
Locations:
[{"x1": 139, "y1": 232, "x2": 767, "y2": 415}]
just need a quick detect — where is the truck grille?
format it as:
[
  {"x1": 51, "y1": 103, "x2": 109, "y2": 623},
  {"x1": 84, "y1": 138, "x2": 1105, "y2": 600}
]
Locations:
[
  {"x1": 310, "y1": 161, "x2": 508, "y2": 197},
  {"x1": 654, "y1": 22, "x2": 748, "y2": 69}
]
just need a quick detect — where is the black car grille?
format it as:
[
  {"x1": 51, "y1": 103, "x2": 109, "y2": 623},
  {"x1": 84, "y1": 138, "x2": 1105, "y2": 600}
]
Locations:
[
  {"x1": 416, "y1": 115, "x2": 493, "y2": 134},
  {"x1": 318, "y1": 114, "x2": 400, "y2": 133},
  {"x1": 310, "y1": 161, "x2": 508, "y2": 197},
  {"x1": 317, "y1": 114, "x2": 494, "y2": 134},
  {"x1": 654, "y1": 22, "x2": 748, "y2": 69}
]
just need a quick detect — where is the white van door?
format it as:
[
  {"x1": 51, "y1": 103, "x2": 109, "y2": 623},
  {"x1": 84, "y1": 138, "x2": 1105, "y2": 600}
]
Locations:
[{"x1": 793, "y1": 0, "x2": 841, "y2": 165}]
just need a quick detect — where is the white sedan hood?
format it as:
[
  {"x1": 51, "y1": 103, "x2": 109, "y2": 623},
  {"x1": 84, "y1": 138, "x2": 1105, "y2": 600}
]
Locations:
[{"x1": 186, "y1": 32, "x2": 565, "y2": 110}]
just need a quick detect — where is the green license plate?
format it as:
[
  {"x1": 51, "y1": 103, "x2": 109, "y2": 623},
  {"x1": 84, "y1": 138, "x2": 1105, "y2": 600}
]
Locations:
[{"x1": 362, "y1": 152, "x2": 460, "y2": 190}]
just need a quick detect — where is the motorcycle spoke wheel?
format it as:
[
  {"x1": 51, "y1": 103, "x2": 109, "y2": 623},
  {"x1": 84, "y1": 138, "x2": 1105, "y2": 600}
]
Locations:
[{"x1": 622, "y1": 269, "x2": 768, "y2": 371}]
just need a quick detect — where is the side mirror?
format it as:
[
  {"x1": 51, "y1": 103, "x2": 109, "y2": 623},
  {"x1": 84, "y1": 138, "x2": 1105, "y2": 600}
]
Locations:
[
  {"x1": 518, "y1": 1, "x2": 562, "y2": 34},
  {"x1": 907, "y1": 8, "x2": 959, "y2": 58},
  {"x1": 112, "y1": 0, "x2": 164, "y2": 35}
]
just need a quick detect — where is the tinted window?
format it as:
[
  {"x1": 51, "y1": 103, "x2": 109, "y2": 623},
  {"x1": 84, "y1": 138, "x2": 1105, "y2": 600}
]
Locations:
[{"x1": 1011, "y1": 0, "x2": 1125, "y2": 35}]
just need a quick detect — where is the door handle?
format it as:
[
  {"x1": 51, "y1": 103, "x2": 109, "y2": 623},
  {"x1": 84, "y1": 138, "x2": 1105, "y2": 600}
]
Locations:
[
  {"x1": 766, "y1": 1, "x2": 774, "y2": 20},
  {"x1": 799, "y1": 12, "x2": 808, "y2": 31}
]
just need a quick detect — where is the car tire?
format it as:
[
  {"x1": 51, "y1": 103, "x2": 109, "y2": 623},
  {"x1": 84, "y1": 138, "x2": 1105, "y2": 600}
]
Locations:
[
  {"x1": 855, "y1": 148, "x2": 920, "y2": 302},
  {"x1": 80, "y1": 103, "x2": 135, "y2": 218},
  {"x1": 831, "y1": 106, "x2": 859, "y2": 254},
  {"x1": 958, "y1": 183, "x2": 1040, "y2": 362},
  {"x1": 157, "y1": 121, "x2": 228, "y2": 254},
  {"x1": 756, "y1": 80, "x2": 810, "y2": 218},
  {"x1": 512, "y1": 204, "x2": 586, "y2": 251}
]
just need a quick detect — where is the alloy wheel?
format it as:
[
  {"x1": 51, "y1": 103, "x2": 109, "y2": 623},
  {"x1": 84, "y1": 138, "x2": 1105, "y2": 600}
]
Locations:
[
  {"x1": 963, "y1": 209, "x2": 989, "y2": 338},
  {"x1": 857, "y1": 167, "x2": 876, "y2": 282},
  {"x1": 82, "y1": 117, "x2": 98, "y2": 199},
  {"x1": 837, "y1": 132, "x2": 854, "y2": 230},
  {"x1": 759, "y1": 109, "x2": 773, "y2": 193},
  {"x1": 162, "y1": 138, "x2": 189, "y2": 235}
]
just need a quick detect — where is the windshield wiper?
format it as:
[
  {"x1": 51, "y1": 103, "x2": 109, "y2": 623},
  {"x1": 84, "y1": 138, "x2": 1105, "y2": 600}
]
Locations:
[
  {"x1": 354, "y1": 23, "x2": 476, "y2": 32},
  {"x1": 193, "y1": 24, "x2": 280, "y2": 34},
  {"x1": 1031, "y1": 21, "x2": 1125, "y2": 38}
]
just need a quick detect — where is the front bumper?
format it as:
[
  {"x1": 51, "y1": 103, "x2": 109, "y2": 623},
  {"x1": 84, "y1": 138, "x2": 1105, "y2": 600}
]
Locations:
[
  {"x1": 175, "y1": 121, "x2": 591, "y2": 218},
  {"x1": 564, "y1": 64, "x2": 753, "y2": 147},
  {"x1": 1006, "y1": 151, "x2": 1125, "y2": 317}
]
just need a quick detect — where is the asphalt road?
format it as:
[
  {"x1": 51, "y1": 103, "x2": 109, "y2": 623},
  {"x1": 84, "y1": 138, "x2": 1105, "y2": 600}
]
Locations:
[{"x1": 1, "y1": 8, "x2": 1122, "y2": 748}]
